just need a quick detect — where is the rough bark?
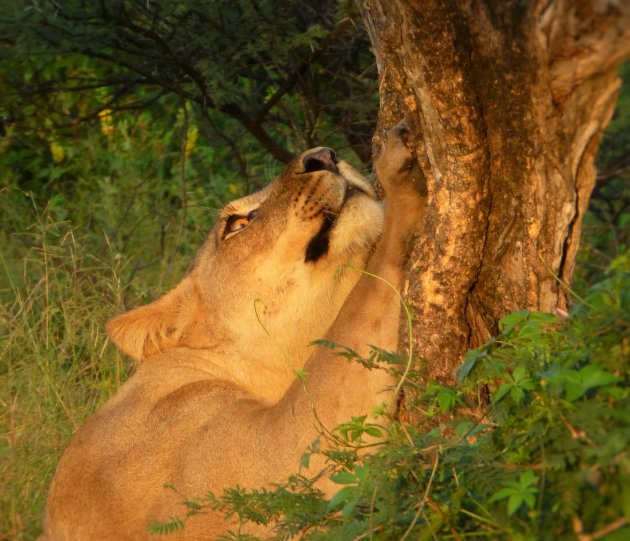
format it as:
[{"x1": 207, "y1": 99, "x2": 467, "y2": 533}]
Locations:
[{"x1": 360, "y1": 1, "x2": 630, "y2": 390}]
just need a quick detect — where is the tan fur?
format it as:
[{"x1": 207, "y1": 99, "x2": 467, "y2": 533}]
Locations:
[{"x1": 40, "y1": 132, "x2": 425, "y2": 540}]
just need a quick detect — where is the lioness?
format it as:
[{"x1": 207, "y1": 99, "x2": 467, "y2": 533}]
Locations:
[{"x1": 40, "y1": 125, "x2": 425, "y2": 540}]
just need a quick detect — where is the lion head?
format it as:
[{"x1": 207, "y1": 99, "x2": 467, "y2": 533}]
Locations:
[{"x1": 107, "y1": 148, "x2": 384, "y2": 400}]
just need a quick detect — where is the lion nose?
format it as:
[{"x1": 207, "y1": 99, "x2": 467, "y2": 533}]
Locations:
[{"x1": 303, "y1": 147, "x2": 338, "y2": 174}]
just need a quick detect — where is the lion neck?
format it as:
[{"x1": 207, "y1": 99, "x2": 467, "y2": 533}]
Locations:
[{"x1": 151, "y1": 262, "x2": 364, "y2": 404}]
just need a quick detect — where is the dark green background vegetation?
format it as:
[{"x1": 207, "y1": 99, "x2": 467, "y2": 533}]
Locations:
[{"x1": 0, "y1": 1, "x2": 628, "y2": 539}]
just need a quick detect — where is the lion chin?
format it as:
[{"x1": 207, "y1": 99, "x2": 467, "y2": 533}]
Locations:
[{"x1": 40, "y1": 147, "x2": 387, "y2": 541}]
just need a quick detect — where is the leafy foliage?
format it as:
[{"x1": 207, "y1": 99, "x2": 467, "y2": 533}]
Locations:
[
  {"x1": 1, "y1": 0, "x2": 378, "y2": 164},
  {"x1": 157, "y1": 253, "x2": 630, "y2": 540},
  {"x1": 577, "y1": 63, "x2": 630, "y2": 290}
]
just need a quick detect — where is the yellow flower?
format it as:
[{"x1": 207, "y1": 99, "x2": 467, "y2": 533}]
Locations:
[
  {"x1": 184, "y1": 125, "x2": 198, "y2": 159},
  {"x1": 50, "y1": 142, "x2": 65, "y2": 163},
  {"x1": 99, "y1": 109, "x2": 114, "y2": 137}
]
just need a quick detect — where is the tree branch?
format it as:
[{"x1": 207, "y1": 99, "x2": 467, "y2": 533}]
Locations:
[
  {"x1": 254, "y1": 18, "x2": 353, "y2": 124},
  {"x1": 220, "y1": 103, "x2": 294, "y2": 163}
]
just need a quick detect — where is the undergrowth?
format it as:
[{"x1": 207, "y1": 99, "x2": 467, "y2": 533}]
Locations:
[
  {"x1": 0, "y1": 207, "x2": 129, "y2": 540},
  {"x1": 155, "y1": 252, "x2": 630, "y2": 541},
  {"x1": 0, "y1": 103, "x2": 268, "y2": 539}
]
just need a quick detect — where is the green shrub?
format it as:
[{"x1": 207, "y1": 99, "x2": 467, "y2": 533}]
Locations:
[{"x1": 157, "y1": 252, "x2": 630, "y2": 541}]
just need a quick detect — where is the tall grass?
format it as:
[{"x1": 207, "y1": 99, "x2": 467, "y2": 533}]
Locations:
[
  {"x1": 0, "y1": 106, "x2": 266, "y2": 539},
  {"x1": 0, "y1": 205, "x2": 127, "y2": 540}
]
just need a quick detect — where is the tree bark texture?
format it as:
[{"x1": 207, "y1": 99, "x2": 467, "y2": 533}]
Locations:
[{"x1": 361, "y1": 1, "x2": 630, "y2": 386}]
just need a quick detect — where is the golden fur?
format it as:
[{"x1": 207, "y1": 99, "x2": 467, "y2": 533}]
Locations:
[{"x1": 40, "y1": 129, "x2": 425, "y2": 540}]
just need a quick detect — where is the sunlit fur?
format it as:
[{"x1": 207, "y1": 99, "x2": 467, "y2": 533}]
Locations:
[
  {"x1": 106, "y1": 152, "x2": 384, "y2": 403},
  {"x1": 40, "y1": 151, "x2": 387, "y2": 540}
]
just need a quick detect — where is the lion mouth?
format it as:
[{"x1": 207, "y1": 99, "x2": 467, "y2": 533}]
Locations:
[
  {"x1": 302, "y1": 154, "x2": 377, "y2": 264},
  {"x1": 304, "y1": 183, "x2": 369, "y2": 264},
  {"x1": 304, "y1": 212, "x2": 335, "y2": 263}
]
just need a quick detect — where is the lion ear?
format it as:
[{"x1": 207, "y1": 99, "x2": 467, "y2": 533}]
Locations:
[{"x1": 107, "y1": 278, "x2": 196, "y2": 361}]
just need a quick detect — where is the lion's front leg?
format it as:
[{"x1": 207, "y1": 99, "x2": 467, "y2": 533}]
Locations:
[
  {"x1": 363, "y1": 122, "x2": 426, "y2": 287},
  {"x1": 322, "y1": 122, "x2": 426, "y2": 356},
  {"x1": 261, "y1": 122, "x2": 427, "y2": 483},
  {"x1": 337, "y1": 122, "x2": 425, "y2": 287}
]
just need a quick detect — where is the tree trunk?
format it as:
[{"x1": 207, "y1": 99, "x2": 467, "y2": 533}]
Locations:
[{"x1": 360, "y1": 1, "x2": 630, "y2": 391}]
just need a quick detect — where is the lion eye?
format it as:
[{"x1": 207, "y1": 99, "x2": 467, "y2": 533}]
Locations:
[
  {"x1": 227, "y1": 216, "x2": 249, "y2": 232},
  {"x1": 224, "y1": 210, "x2": 258, "y2": 238}
]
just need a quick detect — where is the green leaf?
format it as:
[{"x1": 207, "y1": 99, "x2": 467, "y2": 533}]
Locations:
[
  {"x1": 519, "y1": 470, "x2": 538, "y2": 487},
  {"x1": 579, "y1": 364, "x2": 619, "y2": 388},
  {"x1": 300, "y1": 451, "x2": 311, "y2": 469},
  {"x1": 493, "y1": 383, "x2": 511, "y2": 403},
  {"x1": 510, "y1": 385, "x2": 525, "y2": 403},
  {"x1": 437, "y1": 388, "x2": 456, "y2": 413},
  {"x1": 512, "y1": 365, "x2": 528, "y2": 383},
  {"x1": 330, "y1": 471, "x2": 356, "y2": 485},
  {"x1": 148, "y1": 516, "x2": 185, "y2": 534},
  {"x1": 490, "y1": 487, "x2": 518, "y2": 502},
  {"x1": 457, "y1": 347, "x2": 489, "y2": 381},
  {"x1": 182, "y1": 499, "x2": 201, "y2": 510},
  {"x1": 508, "y1": 494, "x2": 523, "y2": 516},
  {"x1": 566, "y1": 365, "x2": 620, "y2": 401},
  {"x1": 455, "y1": 420, "x2": 474, "y2": 437},
  {"x1": 503, "y1": 480, "x2": 524, "y2": 490},
  {"x1": 522, "y1": 492, "x2": 536, "y2": 509},
  {"x1": 354, "y1": 465, "x2": 371, "y2": 482},
  {"x1": 364, "y1": 426, "x2": 383, "y2": 438},
  {"x1": 498, "y1": 310, "x2": 530, "y2": 333},
  {"x1": 490, "y1": 471, "x2": 539, "y2": 517},
  {"x1": 342, "y1": 498, "x2": 359, "y2": 518},
  {"x1": 310, "y1": 339, "x2": 340, "y2": 349},
  {"x1": 327, "y1": 486, "x2": 355, "y2": 512}
]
